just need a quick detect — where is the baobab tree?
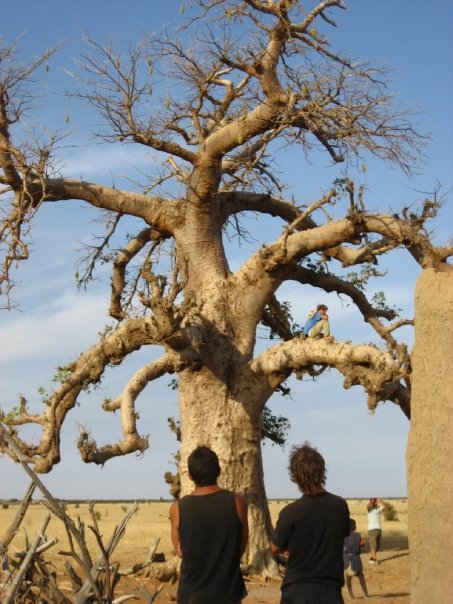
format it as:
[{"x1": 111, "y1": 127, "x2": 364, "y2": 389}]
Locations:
[{"x1": 0, "y1": 0, "x2": 451, "y2": 567}]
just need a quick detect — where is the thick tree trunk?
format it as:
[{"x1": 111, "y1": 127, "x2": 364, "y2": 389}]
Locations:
[
  {"x1": 407, "y1": 269, "x2": 453, "y2": 603},
  {"x1": 178, "y1": 367, "x2": 277, "y2": 572}
]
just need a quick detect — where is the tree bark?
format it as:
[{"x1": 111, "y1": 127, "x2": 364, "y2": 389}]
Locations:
[
  {"x1": 407, "y1": 269, "x2": 453, "y2": 603},
  {"x1": 178, "y1": 367, "x2": 276, "y2": 571}
]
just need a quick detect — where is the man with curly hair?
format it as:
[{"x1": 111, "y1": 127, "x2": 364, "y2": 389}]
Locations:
[{"x1": 271, "y1": 442, "x2": 350, "y2": 604}]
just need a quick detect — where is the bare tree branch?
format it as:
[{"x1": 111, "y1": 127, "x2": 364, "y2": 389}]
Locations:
[
  {"x1": 252, "y1": 338, "x2": 410, "y2": 416},
  {"x1": 0, "y1": 482, "x2": 36, "y2": 549},
  {"x1": 0, "y1": 319, "x2": 185, "y2": 471},
  {"x1": 3, "y1": 514, "x2": 51, "y2": 604},
  {"x1": 78, "y1": 354, "x2": 180, "y2": 466}
]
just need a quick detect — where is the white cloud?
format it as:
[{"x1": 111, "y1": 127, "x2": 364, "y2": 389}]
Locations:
[
  {"x1": 0, "y1": 292, "x2": 109, "y2": 363},
  {"x1": 58, "y1": 143, "x2": 155, "y2": 180}
]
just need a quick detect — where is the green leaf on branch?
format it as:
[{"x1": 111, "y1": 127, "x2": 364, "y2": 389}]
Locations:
[{"x1": 261, "y1": 406, "x2": 290, "y2": 447}]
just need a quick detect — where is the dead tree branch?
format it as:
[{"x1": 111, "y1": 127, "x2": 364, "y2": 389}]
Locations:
[
  {"x1": 0, "y1": 481, "x2": 36, "y2": 548},
  {"x1": 3, "y1": 513, "x2": 51, "y2": 604}
]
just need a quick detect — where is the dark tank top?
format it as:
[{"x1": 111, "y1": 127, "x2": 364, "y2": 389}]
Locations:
[{"x1": 178, "y1": 489, "x2": 245, "y2": 604}]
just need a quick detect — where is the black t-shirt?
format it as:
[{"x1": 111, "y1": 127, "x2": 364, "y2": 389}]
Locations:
[
  {"x1": 178, "y1": 489, "x2": 245, "y2": 604},
  {"x1": 272, "y1": 491, "x2": 350, "y2": 588}
]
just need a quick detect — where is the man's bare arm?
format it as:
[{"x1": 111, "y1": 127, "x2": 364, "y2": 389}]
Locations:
[
  {"x1": 270, "y1": 541, "x2": 281, "y2": 554},
  {"x1": 235, "y1": 494, "x2": 249, "y2": 555},
  {"x1": 169, "y1": 501, "x2": 182, "y2": 558}
]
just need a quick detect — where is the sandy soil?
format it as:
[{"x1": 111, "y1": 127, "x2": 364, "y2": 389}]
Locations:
[
  {"x1": 142, "y1": 546, "x2": 410, "y2": 604},
  {"x1": 1, "y1": 498, "x2": 409, "y2": 603}
]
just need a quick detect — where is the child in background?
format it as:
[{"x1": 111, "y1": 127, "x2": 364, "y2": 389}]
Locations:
[{"x1": 343, "y1": 518, "x2": 370, "y2": 600}]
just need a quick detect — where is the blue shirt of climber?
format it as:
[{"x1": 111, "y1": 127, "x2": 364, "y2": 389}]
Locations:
[{"x1": 303, "y1": 311, "x2": 323, "y2": 335}]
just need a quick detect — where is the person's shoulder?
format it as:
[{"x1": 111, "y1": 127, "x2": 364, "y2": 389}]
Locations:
[
  {"x1": 219, "y1": 488, "x2": 246, "y2": 507},
  {"x1": 324, "y1": 491, "x2": 350, "y2": 512},
  {"x1": 234, "y1": 492, "x2": 247, "y2": 503},
  {"x1": 221, "y1": 488, "x2": 239, "y2": 498},
  {"x1": 325, "y1": 491, "x2": 348, "y2": 504},
  {"x1": 279, "y1": 498, "x2": 302, "y2": 515},
  {"x1": 229, "y1": 491, "x2": 247, "y2": 507}
]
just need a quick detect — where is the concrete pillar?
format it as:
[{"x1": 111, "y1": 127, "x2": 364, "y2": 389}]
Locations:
[{"x1": 407, "y1": 269, "x2": 453, "y2": 603}]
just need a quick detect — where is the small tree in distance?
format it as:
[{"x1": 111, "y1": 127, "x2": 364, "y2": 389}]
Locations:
[{"x1": 0, "y1": 0, "x2": 451, "y2": 567}]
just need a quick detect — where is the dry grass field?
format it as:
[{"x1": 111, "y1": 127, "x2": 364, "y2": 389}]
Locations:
[{"x1": 1, "y1": 498, "x2": 410, "y2": 603}]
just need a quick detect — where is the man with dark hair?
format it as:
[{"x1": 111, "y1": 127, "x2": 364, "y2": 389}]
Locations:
[
  {"x1": 271, "y1": 442, "x2": 350, "y2": 604},
  {"x1": 169, "y1": 446, "x2": 248, "y2": 604}
]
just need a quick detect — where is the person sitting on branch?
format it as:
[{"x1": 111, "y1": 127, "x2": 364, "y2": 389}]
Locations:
[{"x1": 302, "y1": 304, "x2": 333, "y2": 341}]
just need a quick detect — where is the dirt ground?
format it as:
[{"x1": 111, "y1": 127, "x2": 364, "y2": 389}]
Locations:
[
  {"x1": 1, "y1": 498, "x2": 409, "y2": 603},
  {"x1": 141, "y1": 545, "x2": 410, "y2": 604}
]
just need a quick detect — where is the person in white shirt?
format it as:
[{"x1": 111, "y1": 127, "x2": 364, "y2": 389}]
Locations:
[{"x1": 366, "y1": 497, "x2": 389, "y2": 564}]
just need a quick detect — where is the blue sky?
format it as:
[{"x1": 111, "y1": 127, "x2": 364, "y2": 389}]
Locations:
[{"x1": 1, "y1": 1, "x2": 452, "y2": 502}]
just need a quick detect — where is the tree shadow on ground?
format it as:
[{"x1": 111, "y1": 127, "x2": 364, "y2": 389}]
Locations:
[
  {"x1": 380, "y1": 551, "x2": 409, "y2": 563},
  {"x1": 383, "y1": 534, "x2": 408, "y2": 549}
]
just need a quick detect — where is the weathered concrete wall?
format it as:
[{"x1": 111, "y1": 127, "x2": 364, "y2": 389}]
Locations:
[{"x1": 407, "y1": 269, "x2": 453, "y2": 603}]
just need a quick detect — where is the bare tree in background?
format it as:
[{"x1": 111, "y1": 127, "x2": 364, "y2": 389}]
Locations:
[{"x1": 1, "y1": 0, "x2": 451, "y2": 567}]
